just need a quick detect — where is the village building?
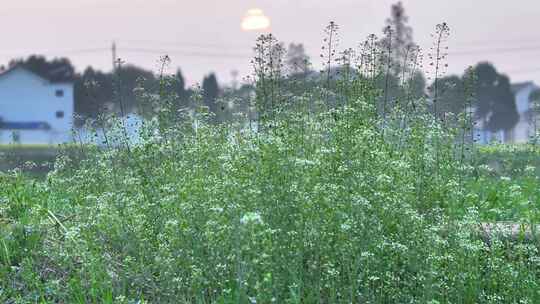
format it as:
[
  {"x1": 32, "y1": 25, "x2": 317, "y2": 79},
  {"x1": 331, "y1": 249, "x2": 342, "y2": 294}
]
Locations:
[{"x1": 0, "y1": 66, "x2": 74, "y2": 144}]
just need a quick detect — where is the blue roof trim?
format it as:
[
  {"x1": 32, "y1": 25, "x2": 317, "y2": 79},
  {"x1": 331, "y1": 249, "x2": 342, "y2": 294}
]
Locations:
[{"x1": 0, "y1": 121, "x2": 52, "y2": 130}]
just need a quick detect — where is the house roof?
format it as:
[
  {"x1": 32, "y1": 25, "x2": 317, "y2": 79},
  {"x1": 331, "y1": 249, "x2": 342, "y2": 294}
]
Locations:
[
  {"x1": 0, "y1": 65, "x2": 73, "y2": 84},
  {"x1": 0, "y1": 65, "x2": 51, "y2": 83}
]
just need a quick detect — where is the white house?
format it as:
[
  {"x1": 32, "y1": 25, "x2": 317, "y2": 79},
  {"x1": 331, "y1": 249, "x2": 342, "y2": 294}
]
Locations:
[
  {"x1": 508, "y1": 81, "x2": 539, "y2": 143},
  {"x1": 474, "y1": 81, "x2": 539, "y2": 144},
  {"x1": 0, "y1": 66, "x2": 74, "y2": 144}
]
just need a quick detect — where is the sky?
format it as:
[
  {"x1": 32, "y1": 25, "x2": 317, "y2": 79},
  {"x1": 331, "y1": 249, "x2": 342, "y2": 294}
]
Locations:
[{"x1": 1, "y1": 0, "x2": 540, "y2": 86}]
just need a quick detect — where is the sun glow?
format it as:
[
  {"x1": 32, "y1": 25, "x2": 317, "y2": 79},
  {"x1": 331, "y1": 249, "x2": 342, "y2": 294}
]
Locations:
[{"x1": 241, "y1": 8, "x2": 271, "y2": 31}]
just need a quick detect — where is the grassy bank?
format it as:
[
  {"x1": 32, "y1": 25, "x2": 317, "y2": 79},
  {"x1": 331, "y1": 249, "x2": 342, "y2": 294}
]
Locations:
[
  {"x1": 0, "y1": 145, "x2": 59, "y2": 177},
  {"x1": 461, "y1": 144, "x2": 540, "y2": 222},
  {"x1": 0, "y1": 144, "x2": 88, "y2": 178}
]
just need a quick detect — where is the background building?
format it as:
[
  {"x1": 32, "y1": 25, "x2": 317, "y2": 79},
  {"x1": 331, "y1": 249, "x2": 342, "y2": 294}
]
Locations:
[{"x1": 0, "y1": 66, "x2": 74, "y2": 144}]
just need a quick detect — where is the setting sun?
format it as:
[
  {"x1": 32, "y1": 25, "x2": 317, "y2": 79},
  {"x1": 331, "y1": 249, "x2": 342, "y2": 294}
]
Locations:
[{"x1": 241, "y1": 8, "x2": 271, "y2": 31}]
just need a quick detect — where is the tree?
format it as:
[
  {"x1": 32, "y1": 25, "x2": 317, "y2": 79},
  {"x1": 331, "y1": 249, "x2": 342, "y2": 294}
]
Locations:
[
  {"x1": 175, "y1": 69, "x2": 188, "y2": 101},
  {"x1": 74, "y1": 67, "x2": 115, "y2": 124},
  {"x1": 202, "y1": 73, "x2": 220, "y2": 118},
  {"x1": 376, "y1": 2, "x2": 425, "y2": 113},
  {"x1": 9, "y1": 55, "x2": 76, "y2": 82},
  {"x1": 435, "y1": 63, "x2": 519, "y2": 131},
  {"x1": 286, "y1": 43, "x2": 310, "y2": 75},
  {"x1": 114, "y1": 64, "x2": 157, "y2": 114},
  {"x1": 75, "y1": 64, "x2": 158, "y2": 125},
  {"x1": 436, "y1": 75, "x2": 466, "y2": 115},
  {"x1": 437, "y1": 63, "x2": 519, "y2": 131},
  {"x1": 380, "y1": 1, "x2": 415, "y2": 77},
  {"x1": 473, "y1": 62, "x2": 519, "y2": 132}
]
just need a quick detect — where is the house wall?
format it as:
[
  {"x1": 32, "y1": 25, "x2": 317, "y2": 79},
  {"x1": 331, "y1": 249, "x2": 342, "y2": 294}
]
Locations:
[
  {"x1": 513, "y1": 84, "x2": 539, "y2": 143},
  {"x1": 0, "y1": 68, "x2": 74, "y2": 144}
]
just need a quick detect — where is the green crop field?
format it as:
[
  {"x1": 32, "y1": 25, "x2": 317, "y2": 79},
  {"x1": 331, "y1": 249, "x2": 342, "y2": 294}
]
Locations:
[
  {"x1": 1, "y1": 27, "x2": 540, "y2": 303},
  {"x1": 0, "y1": 144, "x2": 89, "y2": 178},
  {"x1": 0, "y1": 145, "x2": 59, "y2": 177}
]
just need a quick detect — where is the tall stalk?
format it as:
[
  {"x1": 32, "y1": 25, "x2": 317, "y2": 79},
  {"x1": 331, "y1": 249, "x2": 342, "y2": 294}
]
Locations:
[{"x1": 382, "y1": 26, "x2": 393, "y2": 122}]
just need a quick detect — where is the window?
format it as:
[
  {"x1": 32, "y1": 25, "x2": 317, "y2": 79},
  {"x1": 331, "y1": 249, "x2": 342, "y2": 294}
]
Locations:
[
  {"x1": 56, "y1": 111, "x2": 64, "y2": 119},
  {"x1": 55, "y1": 89, "x2": 64, "y2": 97}
]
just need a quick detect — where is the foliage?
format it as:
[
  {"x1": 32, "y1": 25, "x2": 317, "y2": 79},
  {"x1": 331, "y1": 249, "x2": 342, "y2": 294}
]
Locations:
[
  {"x1": 380, "y1": 1, "x2": 415, "y2": 77},
  {"x1": 439, "y1": 63, "x2": 520, "y2": 131},
  {"x1": 437, "y1": 75, "x2": 466, "y2": 115},
  {"x1": 285, "y1": 43, "x2": 310, "y2": 76},
  {"x1": 202, "y1": 73, "x2": 220, "y2": 120},
  {"x1": 378, "y1": 3, "x2": 426, "y2": 116},
  {"x1": 474, "y1": 63, "x2": 519, "y2": 131},
  {"x1": 9, "y1": 55, "x2": 76, "y2": 82},
  {"x1": 1, "y1": 21, "x2": 540, "y2": 304}
]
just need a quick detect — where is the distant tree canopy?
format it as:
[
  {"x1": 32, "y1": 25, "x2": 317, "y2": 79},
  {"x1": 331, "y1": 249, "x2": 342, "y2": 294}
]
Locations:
[
  {"x1": 377, "y1": 1, "x2": 426, "y2": 110},
  {"x1": 74, "y1": 67, "x2": 114, "y2": 121},
  {"x1": 437, "y1": 62, "x2": 519, "y2": 131},
  {"x1": 286, "y1": 43, "x2": 310, "y2": 75},
  {"x1": 74, "y1": 65, "x2": 158, "y2": 125},
  {"x1": 115, "y1": 65, "x2": 157, "y2": 113},
  {"x1": 437, "y1": 75, "x2": 466, "y2": 115},
  {"x1": 174, "y1": 69, "x2": 189, "y2": 101},
  {"x1": 9, "y1": 55, "x2": 76, "y2": 82},
  {"x1": 380, "y1": 1, "x2": 415, "y2": 77},
  {"x1": 202, "y1": 73, "x2": 220, "y2": 118},
  {"x1": 474, "y1": 63, "x2": 519, "y2": 131}
]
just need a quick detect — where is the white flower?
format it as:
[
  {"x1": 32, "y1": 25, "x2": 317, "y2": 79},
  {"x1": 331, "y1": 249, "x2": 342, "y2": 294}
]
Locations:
[
  {"x1": 165, "y1": 219, "x2": 179, "y2": 228},
  {"x1": 240, "y1": 212, "x2": 263, "y2": 225},
  {"x1": 294, "y1": 158, "x2": 317, "y2": 166},
  {"x1": 210, "y1": 207, "x2": 224, "y2": 213},
  {"x1": 525, "y1": 166, "x2": 536, "y2": 173},
  {"x1": 340, "y1": 223, "x2": 351, "y2": 231}
]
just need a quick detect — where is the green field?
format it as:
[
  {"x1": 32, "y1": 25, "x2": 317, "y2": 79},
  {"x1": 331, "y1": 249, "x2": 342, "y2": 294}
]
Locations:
[
  {"x1": 466, "y1": 145, "x2": 540, "y2": 222},
  {"x1": 0, "y1": 144, "x2": 88, "y2": 178},
  {"x1": 2, "y1": 35, "x2": 540, "y2": 303},
  {"x1": 0, "y1": 145, "x2": 58, "y2": 174}
]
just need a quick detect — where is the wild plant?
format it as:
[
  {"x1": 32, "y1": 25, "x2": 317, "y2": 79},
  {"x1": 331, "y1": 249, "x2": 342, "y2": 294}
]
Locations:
[
  {"x1": 252, "y1": 34, "x2": 285, "y2": 128},
  {"x1": 322, "y1": 22, "x2": 339, "y2": 91},
  {"x1": 2, "y1": 20, "x2": 540, "y2": 304},
  {"x1": 427, "y1": 22, "x2": 450, "y2": 121},
  {"x1": 381, "y1": 25, "x2": 394, "y2": 122}
]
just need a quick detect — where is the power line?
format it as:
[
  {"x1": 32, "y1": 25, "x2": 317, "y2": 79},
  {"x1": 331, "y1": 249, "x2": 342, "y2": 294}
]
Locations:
[
  {"x1": 4, "y1": 41, "x2": 540, "y2": 64},
  {"x1": 0, "y1": 46, "x2": 252, "y2": 60},
  {"x1": 120, "y1": 39, "x2": 250, "y2": 51},
  {"x1": 119, "y1": 47, "x2": 252, "y2": 59},
  {"x1": 33, "y1": 44, "x2": 540, "y2": 60}
]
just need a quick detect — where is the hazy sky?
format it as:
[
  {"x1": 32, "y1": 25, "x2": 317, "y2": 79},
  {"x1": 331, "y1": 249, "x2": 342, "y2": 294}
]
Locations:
[{"x1": 1, "y1": 0, "x2": 540, "y2": 86}]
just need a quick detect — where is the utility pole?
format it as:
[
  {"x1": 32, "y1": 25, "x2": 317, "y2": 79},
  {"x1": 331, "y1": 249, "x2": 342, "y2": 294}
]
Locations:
[{"x1": 112, "y1": 41, "x2": 117, "y2": 72}]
